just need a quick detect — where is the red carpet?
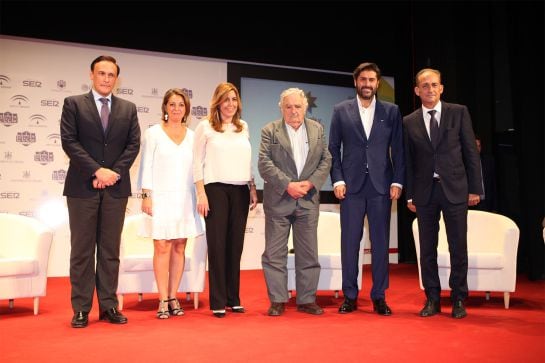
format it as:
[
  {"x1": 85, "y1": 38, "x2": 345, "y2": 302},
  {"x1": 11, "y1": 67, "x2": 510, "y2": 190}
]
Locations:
[{"x1": 1, "y1": 264, "x2": 544, "y2": 362}]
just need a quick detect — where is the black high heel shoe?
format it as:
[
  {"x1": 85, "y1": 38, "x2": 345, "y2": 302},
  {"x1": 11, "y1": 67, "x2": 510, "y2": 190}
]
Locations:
[
  {"x1": 157, "y1": 300, "x2": 170, "y2": 319},
  {"x1": 167, "y1": 297, "x2": 184, "y2": 316},
  {"x1": 212, "y1": 309, "x2": 226, "y2": 318},
  {"x1": 229, "y1": 306, "x2": 245, "y2": 313}
]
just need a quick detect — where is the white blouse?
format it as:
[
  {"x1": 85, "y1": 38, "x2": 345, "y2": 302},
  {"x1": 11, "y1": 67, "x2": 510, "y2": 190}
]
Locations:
[{"x1": 192, "y1": 119, "x2": 252, "y2": 185}]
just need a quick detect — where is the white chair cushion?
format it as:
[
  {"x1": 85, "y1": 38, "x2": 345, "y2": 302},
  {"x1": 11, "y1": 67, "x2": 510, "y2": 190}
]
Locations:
[
  {"x1": 0, "y1": 258, "x2": 38, "y2": 277},
  {"x1": 437, "y1": 252, "x2": 504, "y2": 269}
]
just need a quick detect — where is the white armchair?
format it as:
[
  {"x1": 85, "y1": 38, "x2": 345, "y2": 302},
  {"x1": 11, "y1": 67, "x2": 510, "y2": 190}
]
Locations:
[
  {"x1": 117, "y1": 214, "x2": 207, "y2": 310},
  {"x1": 287, "y1": 211, "x2": 363, "y2": 298},
  {"x1": 0, "y1": 213, "x2": 54, "y2": 315},
  {"x1": 412, "y1": 210, "x2": 519, "y2": 309}
]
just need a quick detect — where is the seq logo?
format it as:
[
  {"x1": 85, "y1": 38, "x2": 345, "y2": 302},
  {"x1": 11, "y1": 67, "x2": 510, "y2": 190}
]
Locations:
[
  {"x1": 136, "y1": 106, "x2": 149, "y2": 113},
  {"x1": 116, "y1": 87, "x2": 134, "y2": 95},
  {"x1": 10, "y1": 94, "x2": 30, "y2": 108},
  {"x1": 40, "y1": 99, "x2": 60, "y2": 107},
  {"x1": 0, "y1": 192, "x2": 20, "y2": 199},
  {"x1": 0, "y1": 74, "x2": 11, "y2": 88},
  {"x1": 22, "y1": 79, "x2": 42, "y2": 88}
]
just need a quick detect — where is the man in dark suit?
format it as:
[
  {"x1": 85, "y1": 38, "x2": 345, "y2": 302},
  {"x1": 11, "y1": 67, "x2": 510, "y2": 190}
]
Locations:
[
  {"x1": 329, "y1": 62, "x2": 405, "y2": 316},
  {"x1": 403, "y1": 68, "x2": 482, "y2": 319},
  {"x1": 472, "y1": 136, "x2": 498, "y2": 212},
  {"x1": 259, "y1": 88, "x2": 332, "y2": 316},
  {"x1": 61, "y1": 55, "x2": 141, "y2": 328}
]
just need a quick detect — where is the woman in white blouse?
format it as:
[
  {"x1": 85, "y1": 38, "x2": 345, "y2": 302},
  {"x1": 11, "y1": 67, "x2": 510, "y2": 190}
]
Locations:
[
  {"x1": 193, "y1": 82, "x2": 258, "y2": 318},
  {"x1": 138, "y1": 88, "x2": 204, "y2": 319}
]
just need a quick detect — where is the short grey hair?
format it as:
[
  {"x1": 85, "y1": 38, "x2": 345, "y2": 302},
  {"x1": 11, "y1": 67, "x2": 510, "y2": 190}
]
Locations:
[{"x1": 278, "y1": 87, "x2": 308, "y2": 110}]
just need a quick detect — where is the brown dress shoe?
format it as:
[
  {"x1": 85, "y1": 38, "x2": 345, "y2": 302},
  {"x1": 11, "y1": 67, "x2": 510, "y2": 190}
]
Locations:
[
  {"x1": 296, "y1": 302, "x2": 324, "y2": 315},
  {"x1": 267, "y1": 302, "x2": 285, "y2": 316}
]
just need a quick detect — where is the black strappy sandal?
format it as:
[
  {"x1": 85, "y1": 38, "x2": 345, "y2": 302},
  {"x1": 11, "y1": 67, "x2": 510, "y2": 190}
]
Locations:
[{"x1": 167, "y1": 297, "x2": 184, "y2": 316}]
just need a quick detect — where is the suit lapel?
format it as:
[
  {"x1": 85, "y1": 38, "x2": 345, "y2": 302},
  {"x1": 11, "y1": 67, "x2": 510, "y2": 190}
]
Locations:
[
  {"x1": 349, "y1": 98, "x2": 366, "y2": 140},
  {"x1": 438, "y1": 102, "x2": 449, "y2": 142},
  {"x1": 414, "y1": 110, "x2": 433, "y2": 150},
  {"x1": 275, "y1": 120, "x2": 293, "y2": 159},
  {"x1": 369, "y1": 100, "x2": 386, "y2": 141},
  {"x1": 300, "y1": 119, "x2": 317, "y2": 176},
  {"x1": 84, "y1": 92, "x2": 105, "y2": 134}
]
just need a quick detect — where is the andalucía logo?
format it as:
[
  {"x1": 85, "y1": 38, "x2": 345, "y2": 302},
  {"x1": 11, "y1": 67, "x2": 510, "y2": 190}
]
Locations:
[
  {"x1": 10, "y1": 94, "x2": 30, "y2": 108},
  {"x1": 0, "y1": 74, "x2": 11, "y2": 88}
]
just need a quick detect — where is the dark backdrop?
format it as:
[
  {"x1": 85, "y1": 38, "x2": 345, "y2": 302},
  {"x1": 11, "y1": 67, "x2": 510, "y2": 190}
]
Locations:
[{"x1": 1, "y1": 1, "x2": 543, "y2": 279}]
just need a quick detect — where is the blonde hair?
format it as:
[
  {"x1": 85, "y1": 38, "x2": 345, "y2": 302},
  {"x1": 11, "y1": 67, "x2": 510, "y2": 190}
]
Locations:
[{"x1": 209, "y1": 82, "x2": 243, "y2": 133}]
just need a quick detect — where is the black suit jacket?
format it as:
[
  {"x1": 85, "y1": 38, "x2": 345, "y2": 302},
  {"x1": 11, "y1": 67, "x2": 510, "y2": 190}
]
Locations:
[
  {"x1": 403, "y1": 102, "x2": 482, "y2": 205},
  {"x1": 61, "y1": 91, "x2": 141, "y2": 198}
]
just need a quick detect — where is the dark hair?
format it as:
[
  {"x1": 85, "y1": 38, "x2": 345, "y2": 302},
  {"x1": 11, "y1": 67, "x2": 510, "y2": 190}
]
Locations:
[
  {"x1": 353, "y1": 62, "x2": 381, "y2": 80},
  {"x1": 90, "y1": 55, "x2": 120, "y2": 76},
  {"x1": 414, "y1": 68, "x2": 441, "y2": 86},
  {"x1": 161, "y1": 88, "x2": 191, "y2": 123}
]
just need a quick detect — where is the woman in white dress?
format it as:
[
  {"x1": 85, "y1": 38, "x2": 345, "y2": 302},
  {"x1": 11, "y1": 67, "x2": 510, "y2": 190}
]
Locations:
[{"x1": 138, "y1": 88, "x2": 204, "y2": 319}]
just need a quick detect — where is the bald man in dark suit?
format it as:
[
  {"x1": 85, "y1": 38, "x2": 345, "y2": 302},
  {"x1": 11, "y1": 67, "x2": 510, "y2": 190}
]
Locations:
[{"x1": 403, "y1": 68, "x2": 482, "y2": 319}]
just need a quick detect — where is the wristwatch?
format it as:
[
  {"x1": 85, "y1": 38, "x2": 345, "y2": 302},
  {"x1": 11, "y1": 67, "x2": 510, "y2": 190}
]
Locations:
[{"x1": 142, "y1": 192, "x2": 151, "y2": 199}]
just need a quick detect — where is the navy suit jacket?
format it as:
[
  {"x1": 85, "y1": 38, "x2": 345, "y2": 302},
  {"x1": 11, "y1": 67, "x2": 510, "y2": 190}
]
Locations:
[
  {"x1": 61, "y1": 91, "x2": 141, "y2": 198},
  {"x1": 329, "y1": 97, "x2": 405, "y2": 195},
  {"x1": 403, "y1": 102, "x2": 482, "y2": 205}
]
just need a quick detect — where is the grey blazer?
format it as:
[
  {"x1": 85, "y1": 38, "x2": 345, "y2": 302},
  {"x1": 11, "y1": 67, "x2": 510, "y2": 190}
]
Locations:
[{"x1": 258, "y1": 118, "x2": 332, "y2": 216}]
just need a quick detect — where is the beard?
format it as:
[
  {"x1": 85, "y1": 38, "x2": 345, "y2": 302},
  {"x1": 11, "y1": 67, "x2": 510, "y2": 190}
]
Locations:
[{"x1": 357, "y1": 86, "x2": 377, "y2": 100}]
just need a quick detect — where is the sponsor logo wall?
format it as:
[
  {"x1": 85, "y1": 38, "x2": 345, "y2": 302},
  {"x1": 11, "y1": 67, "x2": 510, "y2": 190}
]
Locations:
[{"x1": 0, "y1": 36, "x2": 226, "y2": 275}]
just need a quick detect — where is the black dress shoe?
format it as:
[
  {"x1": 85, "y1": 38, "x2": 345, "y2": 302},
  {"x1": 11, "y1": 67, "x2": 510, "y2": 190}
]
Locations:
[
  {"x1": 267, "y1": 302, "x2": 285, "y2": 316},
  {"x1": 99, "y1": 307, "x2": 128, "y2": 324},
  {"x1": 228, "y1": 306, "x2": 245, "y2": 313},
  {"x1": 71, "y1": 311, "x2": 89, "y2": 328},
  {"x1": 338, "y1": 298, "x2": 357, "y2": 314},
  {"x1": 297, "y1": 302, "x2": 324, "y2": 315},
  {"x1": 451, "y1": 300, "x2": 467, "y2": 319},
  {"x1": 373, "y1": 299, "x2": 392, "y2": 316},
  {"x1": 419, "y1": 299, "x2": 441, "y2": 317}
]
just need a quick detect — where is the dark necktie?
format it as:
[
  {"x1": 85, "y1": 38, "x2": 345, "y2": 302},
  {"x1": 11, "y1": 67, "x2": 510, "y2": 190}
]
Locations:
[
  {"x1": 99, "y1": 97, "x2": 110, "y2": 130},
  {"x1": 429, "y1": 110, "x2": 439, "y2": 149}
]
